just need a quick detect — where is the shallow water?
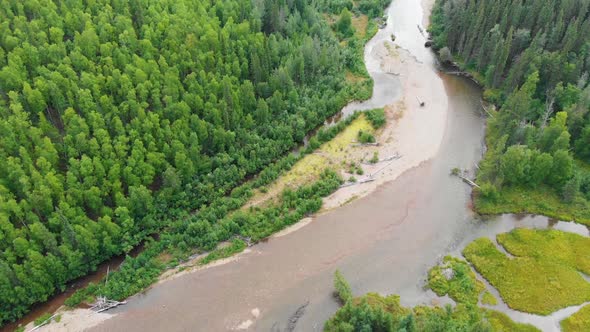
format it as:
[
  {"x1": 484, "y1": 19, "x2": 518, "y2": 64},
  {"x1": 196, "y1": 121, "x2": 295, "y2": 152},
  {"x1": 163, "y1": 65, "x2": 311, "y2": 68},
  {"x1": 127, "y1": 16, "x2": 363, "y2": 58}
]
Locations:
[{"x1": 88, "y1": 1, "x2": 588, "y2": 331}]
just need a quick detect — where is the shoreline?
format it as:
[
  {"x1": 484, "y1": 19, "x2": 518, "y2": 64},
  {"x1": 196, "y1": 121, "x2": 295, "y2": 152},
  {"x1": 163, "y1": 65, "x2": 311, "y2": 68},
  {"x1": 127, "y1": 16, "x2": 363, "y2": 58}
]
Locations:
[
  {"x1": 20, "y1": 1, "x2": 449, "y2": 331},
  {"x1": 321, "y1": 42, "x2": 448, "y2": 210}
]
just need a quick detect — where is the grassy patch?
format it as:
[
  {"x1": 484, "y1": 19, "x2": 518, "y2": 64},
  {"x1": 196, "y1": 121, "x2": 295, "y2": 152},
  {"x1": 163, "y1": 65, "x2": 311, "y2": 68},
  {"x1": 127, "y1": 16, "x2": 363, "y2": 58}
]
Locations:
[
  {"x1": 351, "y1": 14, "x2": 369, "y2": 39},
  {"x1": 33, "y1": 313, "x2": 52, "y2": 327},
  {"x1": 199, "y1": 239, "x2": 247, "y2": 266},
  {"x1": 485, "y1": 310, "x2": 539, "y2": 332},
  {"x1": 481, "y1": 291, "x2": 498, "y2": 306},
  {"x1": 246, "y1": 114, "x2": 379, "y2": 208},
  {"x1": 475, "y1": 185, "x2": 590, "y2": 226},
  {"x1": 497, "y1": 228, "x2": 590, "y2": 275},
  {"x1": 463, "y1": 231, "x2": 590, "y2": 315},
  {"x1": 345, "y1": 70, "x2": 367, "y2": 83},
  {"x1": 561, "y1": 304, "x2": 590, "y2": 332},
  {"x1": 428, "y1": 256, "x2": 484, "y2": 305}
]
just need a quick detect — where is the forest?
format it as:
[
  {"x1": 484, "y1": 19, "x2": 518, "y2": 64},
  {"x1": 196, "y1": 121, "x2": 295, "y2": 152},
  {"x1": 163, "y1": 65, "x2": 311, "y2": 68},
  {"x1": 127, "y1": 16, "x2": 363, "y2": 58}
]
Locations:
[
  {"x1": 0, "y1": 0, "x2": 387, "y2": 325},
  {"x1": 430, "y1": 0, "x2": 590, "y2": 219}
]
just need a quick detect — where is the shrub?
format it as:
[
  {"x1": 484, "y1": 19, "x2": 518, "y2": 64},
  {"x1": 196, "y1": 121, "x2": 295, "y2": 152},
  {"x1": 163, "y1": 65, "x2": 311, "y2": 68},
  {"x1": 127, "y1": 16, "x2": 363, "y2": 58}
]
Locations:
[
  {"x1": 365, "y1": 108, "x2": 386, "y2": 128},
  {"x1": 334, "y1": 270, "x2": 353, "y2": 304},
  {"x1": 34, "y1": 313, "x2": 53, "y2": 327},
  {"x1": 478, "y1": 182, "x2": 500, "y2": 202},
  {"x1": 358, "y1": 130, "x2": 375, "y2": 143},
  {"x1": 370, "y1": 152, "x2": 379, "y2": 164}
]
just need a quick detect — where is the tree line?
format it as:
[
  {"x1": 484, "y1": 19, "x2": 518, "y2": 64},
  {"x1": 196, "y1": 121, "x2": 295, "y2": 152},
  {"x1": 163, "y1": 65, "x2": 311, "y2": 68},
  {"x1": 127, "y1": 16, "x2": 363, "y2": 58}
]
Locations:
[
  {"x1": 0, "y1": 0, "x2": 382, "y2": 324},
  {"x1": 430, "y1": 0, "x2": 590, "y2": 203}
]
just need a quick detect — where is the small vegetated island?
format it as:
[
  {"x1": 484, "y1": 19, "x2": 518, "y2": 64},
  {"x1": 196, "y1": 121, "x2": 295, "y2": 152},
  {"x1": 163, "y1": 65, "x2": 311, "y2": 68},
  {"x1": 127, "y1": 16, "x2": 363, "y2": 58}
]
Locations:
[
  {"x1": 325, "y1": 0, "x2": 590, "y2": 331},
  {"x1": 0, "y1": 0, "x2": 395, "y2": 327}
]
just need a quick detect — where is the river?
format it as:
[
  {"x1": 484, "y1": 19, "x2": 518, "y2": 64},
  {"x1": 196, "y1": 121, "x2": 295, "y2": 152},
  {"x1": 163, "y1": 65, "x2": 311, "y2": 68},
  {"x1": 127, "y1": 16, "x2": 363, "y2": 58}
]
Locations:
[
  {"x1": 42, "y1": 0, "x2": 589, "y2": 331},
  {"x1": 88, "y1": 0, "x2": 488, "y2": 330}
]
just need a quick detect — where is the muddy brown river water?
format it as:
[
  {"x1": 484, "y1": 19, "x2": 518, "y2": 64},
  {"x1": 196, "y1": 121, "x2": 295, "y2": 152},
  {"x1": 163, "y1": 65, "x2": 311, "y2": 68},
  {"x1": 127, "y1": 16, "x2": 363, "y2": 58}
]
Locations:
[
  {"x1": 90, "y1": 0, "x2": 493, "y2": 331},
  {"x1": 16, "y1": 0, "x2": 589, "y2": 331}
]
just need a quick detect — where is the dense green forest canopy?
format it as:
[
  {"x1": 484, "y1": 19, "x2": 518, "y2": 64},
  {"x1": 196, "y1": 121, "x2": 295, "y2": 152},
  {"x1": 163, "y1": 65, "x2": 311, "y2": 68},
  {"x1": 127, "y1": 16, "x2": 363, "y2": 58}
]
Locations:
[
  {"x1": 430, "y1": 0, "x2": 590, "y2": 206},
  {"x1": 0, "y1": 0, "x2": 380, "y2": 325}
]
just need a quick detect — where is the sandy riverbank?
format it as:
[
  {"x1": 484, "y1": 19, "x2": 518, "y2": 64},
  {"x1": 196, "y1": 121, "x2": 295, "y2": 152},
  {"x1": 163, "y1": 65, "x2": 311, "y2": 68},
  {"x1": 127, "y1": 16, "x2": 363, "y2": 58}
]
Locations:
[
  {"x1": 19, "y1": 309, "x2": 111, "y2": 332},
  {"x1": 322, "y1": 42, "x2": 447, "y2": 210}
]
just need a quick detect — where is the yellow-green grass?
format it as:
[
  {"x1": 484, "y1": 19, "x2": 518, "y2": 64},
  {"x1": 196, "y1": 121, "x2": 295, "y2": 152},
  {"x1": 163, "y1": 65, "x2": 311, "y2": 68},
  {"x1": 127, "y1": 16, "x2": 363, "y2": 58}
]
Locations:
[
  {"x1": 463, "y1": 232, "x2": 590, "y2": 315},
  {"x1": 345, "y1": 70, "x2": 368, "y2": 83},
  {"x1": 485, "y1": 310, "x2": 540, "y2": 332},
  {"x1": 351, "y1": 14, "x2": 369, "y2": 39},
  {"x1": 475, "y1": 185, "x2": 590, "y2": 226},
  {"x1": 561, "y1": 304, "x2": 590, "y2": 332},
  {"x1": 245, "y1": 115, "x2": 375, "y2": 208},
  {"x1": 498, "y1": 228, "x2": 590, "y2": 275},
  {"x1": 482, "y1": 291, "x2": 498, "y2": 306},
  {"x1": 428, "y1": 256, "x2": 485, "y2": 305}
]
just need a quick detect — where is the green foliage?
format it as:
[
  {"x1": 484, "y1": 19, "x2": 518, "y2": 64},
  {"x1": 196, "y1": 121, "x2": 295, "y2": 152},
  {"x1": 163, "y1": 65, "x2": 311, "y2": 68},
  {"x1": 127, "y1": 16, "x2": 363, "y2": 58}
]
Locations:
[
  {"x1": 485, "y1": 310, "x2": 539, "y2": 332},
  {"x1": 561, "y1": 304, "x2": 590, "y2": 332},
  {"x1": 430, "y1": 0, "x2": 590, "y2": 222},
  {"x1": 0, "y1": 0, "x2": 379, "y2": 324},
  {"x1": 365, "y1": 108, "x2": 386, "y2": 128},
  {"x1": 325, "y1": 291, "x2": 539, "y2": 332},
  {"x1": 427, "y1": 256, "x2": 485, "y2": 305},
  {"x1": 333, "y1": 271, "x2": 353, "y2": 304},
  {"x1": 64, "y1": 282, "x2": 99, "y2": 307},
  {"x1": 199, "y1": 239, "x2": 246, "y2": 266},
  {"x1": 34, "y1": 313, "x2": 52, "y2": 327},
  {"x1": 336, "y1": 9, "x2": 355, "y2": 38},
  {"x1": 477, "y1": 182, "x2": 500, "y2": 203},
  {"x1": 481, "y1": 291, "x2": 498, "y2": 306},
  {"x1": 475, "y1": 184, "x2": 590, "y2": 226},
  {"x1": 358, "y1": 130, "x2": 376, "y2": 143},
  {"x1": 370, "y1": 152, "x2": 379, "y2": 164},
  {"x1": 357, "y1": 0, "x2": 390, "y2": 18},
  {"x1": 463, "y1": 230, "x2": 590, "y2": 315}
]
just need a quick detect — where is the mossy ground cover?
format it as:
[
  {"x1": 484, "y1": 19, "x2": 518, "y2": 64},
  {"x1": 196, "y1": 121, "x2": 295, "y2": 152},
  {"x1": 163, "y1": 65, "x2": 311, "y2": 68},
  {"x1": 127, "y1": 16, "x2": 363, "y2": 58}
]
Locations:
[
  {"x1": 428, "y1": 256, "x2": 485, "y2": 305},
  {"x1": 463, "y1": 230, "x2": 590, "y2": 315},
  {"x1": 482, "y1": 291, "x2": 498, "y2": 306},
  {"x1": 484, "y1": 310, "x2": 539, "y2": 332},
  {"x1": 561, "y1": 304, "x2": 590, "y2": 332}
]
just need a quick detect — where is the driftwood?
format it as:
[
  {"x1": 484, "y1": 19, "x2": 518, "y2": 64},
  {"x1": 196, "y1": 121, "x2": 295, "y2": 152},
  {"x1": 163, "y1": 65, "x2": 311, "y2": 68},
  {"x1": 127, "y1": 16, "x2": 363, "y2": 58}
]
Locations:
[
  {"x1": 480, "y1": 100, "x2": 494, "y2": 118},
  {"x1": 90, "y1": 296, "x2": 127, "y2": 313},
  {"x1": 350, "y1": 142, "x2": 380, "y2": 147},
  {"x1": 27, "y1": 314, "x2": 58, "y2": 332},
  {"x1": 415, "y1": 96, "x2": 425, "y2": 107},
  {"x1": 417, "y1": 24, "x2": 426, "y2": 38},
  {"x1": 370, "y1": 155, "x2": 403, "y2": 178},
  {"x1": 459, "y1": 175, "x2": 480, "y2": 189},
  {"x1": 361, "y1": 153, "x2": 401, "y2": 165}
]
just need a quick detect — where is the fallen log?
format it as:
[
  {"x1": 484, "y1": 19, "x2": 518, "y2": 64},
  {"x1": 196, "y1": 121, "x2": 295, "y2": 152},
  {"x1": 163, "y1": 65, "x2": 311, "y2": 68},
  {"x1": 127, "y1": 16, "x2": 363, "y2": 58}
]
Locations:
[
  {"x1": 415, "y1": 96, "x2": 425, "y2": 107},
  {"x1": 459, "y1": 175, "x2": 480, "y2": 189},
  {"x1": 480, "y1": 100, "x2": 495, "y2": 118},
  {"x1": 361, "y1": 153, "x2": 401, "y2": 165},
  {"x1": 350, "y1": 142, "x2": 380, "y2": 147},
  {"x1": 27, "y1": 314, "x2": 58, "y2": 332}
]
